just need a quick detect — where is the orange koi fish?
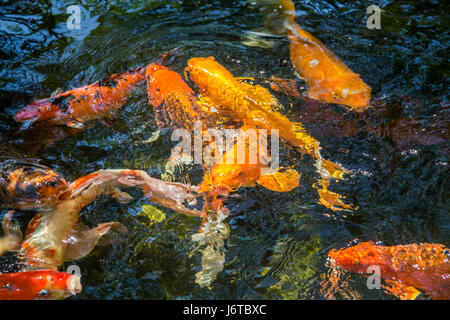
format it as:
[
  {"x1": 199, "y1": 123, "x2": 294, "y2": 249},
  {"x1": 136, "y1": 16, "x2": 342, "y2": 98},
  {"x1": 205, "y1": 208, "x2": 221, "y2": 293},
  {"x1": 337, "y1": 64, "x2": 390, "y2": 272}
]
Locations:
[
  {"x1": 185, "y1": 56, "x2": 352, "y2": 210},
  {"x1": 328, "y1": 241, "x2": 450, "y2": 300},
  {"x1": 126, "y1": 170, "x2": 202, "y2": 217},
  {"x1": 0, "y1": 153, "x2": 72, "y2": 210},
  {"x1": 0, "y1": 270, "x2": 81, "y2": 300},
  {"x1": 199, "y1": 129, "x2": 300, "y2": 212},
  {"x1": 145, "y1": 63, "x2": 234, "y2": 130},
  {"x1": 14, "y1": 66, "x2": 146, "y2": 128},
  {"x1": 146, "y1": 63, "x2": 204, "y2": 129},
  {"x1": 278, "y1": 0, "x2": 371, "y2": 110}
]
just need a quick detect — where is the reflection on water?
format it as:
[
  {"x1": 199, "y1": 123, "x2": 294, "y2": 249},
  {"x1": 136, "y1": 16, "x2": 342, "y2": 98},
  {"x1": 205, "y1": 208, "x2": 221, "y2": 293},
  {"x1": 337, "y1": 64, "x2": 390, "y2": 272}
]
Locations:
[{"x1": 0, "y1": 0, "x2": 448, "y2": 299}]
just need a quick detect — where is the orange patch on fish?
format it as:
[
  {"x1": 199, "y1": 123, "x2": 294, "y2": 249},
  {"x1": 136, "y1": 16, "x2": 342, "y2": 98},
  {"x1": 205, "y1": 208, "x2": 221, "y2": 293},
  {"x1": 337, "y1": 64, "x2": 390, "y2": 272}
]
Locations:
[
  {"x1": 328, "y1": 241, "x2": 450, "y2": 300},
  {"x1": 0, "y1": 270, "x2": 81, "y2": 300}
]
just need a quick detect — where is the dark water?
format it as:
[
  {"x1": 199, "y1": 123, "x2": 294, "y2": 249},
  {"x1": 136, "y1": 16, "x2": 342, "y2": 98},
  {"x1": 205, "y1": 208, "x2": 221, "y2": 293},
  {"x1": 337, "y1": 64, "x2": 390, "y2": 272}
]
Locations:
[{"x1": 0, "y1": 0, "x2": 448, "y2": 299}]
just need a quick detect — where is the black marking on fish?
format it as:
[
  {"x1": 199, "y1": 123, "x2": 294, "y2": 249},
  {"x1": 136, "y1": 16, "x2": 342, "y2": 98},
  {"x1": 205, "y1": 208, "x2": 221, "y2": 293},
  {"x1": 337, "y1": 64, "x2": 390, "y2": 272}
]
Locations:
[
  {"x1": 99, "y1": 76, "x2": 119, "y2": 88},
  {"x1": 49, "y1": 94, "x2": 76, "y2": 114}
]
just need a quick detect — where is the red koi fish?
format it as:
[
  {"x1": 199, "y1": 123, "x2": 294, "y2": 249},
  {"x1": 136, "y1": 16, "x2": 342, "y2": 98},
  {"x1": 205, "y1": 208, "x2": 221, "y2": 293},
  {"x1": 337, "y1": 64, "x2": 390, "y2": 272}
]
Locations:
[
  {"x1": 14, "y1": 66, "x2": 146, "y2": 128},
  {"x1": 0, "y1": 270, "x2": 81, "y2": 300},
  {"x1": 328, "y1": 241, "x2": 450, "y2": 300}
]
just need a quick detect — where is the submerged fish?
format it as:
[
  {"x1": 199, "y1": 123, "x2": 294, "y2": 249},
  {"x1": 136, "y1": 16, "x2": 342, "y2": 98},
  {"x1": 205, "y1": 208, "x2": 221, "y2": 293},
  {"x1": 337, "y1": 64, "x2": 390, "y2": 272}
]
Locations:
[
  {"x1": 0, "y1": 152, "x2": 72, "y2": 210},
  {"x1": 258, "y1": 0, "x2": 371, "y2": 110},
  {"x1": 328, "y1": 241, "x2": 450, "y2": 300},
  {"x1": 283, "y1": 0, "x2": 371, "y2": 110},
  {"x1": 199, "y1": 129, "x2": 300, "y2": 212},
  {"x1": 0, "y1": 270, "x2": 81, "y2": 300},
  {"x1": 14, "y1": 66, "x2": 146, "y2": 128}
]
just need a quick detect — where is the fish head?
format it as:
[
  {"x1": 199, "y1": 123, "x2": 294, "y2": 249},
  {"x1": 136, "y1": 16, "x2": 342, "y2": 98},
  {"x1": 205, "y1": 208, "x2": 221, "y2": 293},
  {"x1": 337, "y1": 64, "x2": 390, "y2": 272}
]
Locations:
[
  {"x1": 185, "y1": 56, "x2": 231, "y2": 91},
  {"x1": 33, "y1": 271, "x2": 82, "y2": 300},
  {"x1": 145, "y1": 63, "x2": 193, "y2": 107},
  {"x1": 4, "y1": 165, "x2": 72, "y2": 209},
  {"x1": 14, "y1": 99, "x2": 64, "y2": 123},
  {"x1": 0, "y1": 271, "x2": 81, "y2": 300}
]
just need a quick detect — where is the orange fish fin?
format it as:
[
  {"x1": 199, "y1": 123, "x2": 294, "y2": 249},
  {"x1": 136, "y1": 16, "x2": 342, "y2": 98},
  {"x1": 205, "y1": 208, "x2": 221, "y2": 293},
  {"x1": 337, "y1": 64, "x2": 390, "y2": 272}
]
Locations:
[
  {"x1": 383, "y1": 279, "x2": 421, "y2": 300},
  {"x1": 64, "y1": 117, "x2": 85, "y2": 129},
  {"x1": 317, "y1": 159, "x2": 349, "y2": 180},
  {"x1": 257, "y1": 168, "x2": 300, "y2": 192},
  {"x1": 316, "y1": 178, "x2": 355, "y2": 211}
]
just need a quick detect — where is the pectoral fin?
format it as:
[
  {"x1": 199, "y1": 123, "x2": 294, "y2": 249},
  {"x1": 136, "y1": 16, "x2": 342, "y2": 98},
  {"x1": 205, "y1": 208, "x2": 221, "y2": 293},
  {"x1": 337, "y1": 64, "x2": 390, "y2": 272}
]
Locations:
[
  {"x1": 110, "y1": 187, "x2": 134, "y2": 204},
  {"x1": 64, "y1": 222, "x2": 128, "y2": 261},
  {"x1": 383, "y1": 279, "x2": 421, "y2": 300},
  {"x1": 257, "y1": 169, "x2": 300, "y2": 192}
]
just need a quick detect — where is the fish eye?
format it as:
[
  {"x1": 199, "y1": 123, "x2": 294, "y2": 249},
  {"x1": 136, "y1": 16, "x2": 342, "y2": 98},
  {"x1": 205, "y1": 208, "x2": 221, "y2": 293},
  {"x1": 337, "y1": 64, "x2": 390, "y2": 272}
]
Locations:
[{"x1": 37, "y1": 289, "x2": 49, "y2": 297}]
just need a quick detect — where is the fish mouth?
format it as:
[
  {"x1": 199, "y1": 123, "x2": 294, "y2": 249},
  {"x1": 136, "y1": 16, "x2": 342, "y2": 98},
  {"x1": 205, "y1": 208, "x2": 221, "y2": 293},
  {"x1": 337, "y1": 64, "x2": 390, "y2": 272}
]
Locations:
[{"x1": 67, "y1": 275, "x2": 82, "y2": 296}]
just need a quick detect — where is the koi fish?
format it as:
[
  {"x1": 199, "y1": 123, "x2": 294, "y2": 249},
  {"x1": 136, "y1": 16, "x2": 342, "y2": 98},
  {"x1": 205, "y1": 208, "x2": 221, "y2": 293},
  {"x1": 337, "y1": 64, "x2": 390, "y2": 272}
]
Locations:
[
  {"x1": 20, "y1": 169, "x2": 202, "y2": 269},
  {"x1": 145, "y1": 63, "x2": 234, "y2": 130},
  {"x1": 328, "y1": 241, "x2": 450, "y2": 300},
  {"x1": 146, "y1": 63, "x2": 204, "y2": 129},
  {"x1": 1, "y1": 122, "x2": 88, "y2": 158},
  {"x1": 199, "y1": 129, "x2": 300, "y2": 212},
  {"x1": 0, "y1": 152, "x2": 72, "y2": 210},
  {"x1": 20, "y1": 169, "x2": 140, "y2": 269},
  {"x1": 185, "y1": 56, "x2": 353, "y2": 210},
  {"x1": 0, "y1": 270, "x2": 81, "y2": 300},
  {"x1": 14, "y1": 66, "x2": 146, "y2": 128},
  {"x1": 277, "y1": 0, "x2": 371, "y2": 110}
]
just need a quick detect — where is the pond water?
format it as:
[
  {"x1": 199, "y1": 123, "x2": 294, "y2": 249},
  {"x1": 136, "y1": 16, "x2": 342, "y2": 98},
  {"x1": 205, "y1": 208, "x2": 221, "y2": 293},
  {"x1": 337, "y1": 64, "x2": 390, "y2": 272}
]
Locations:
[{"x1": 0, "y1": 0, "x2": 448, "y2": 299}]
